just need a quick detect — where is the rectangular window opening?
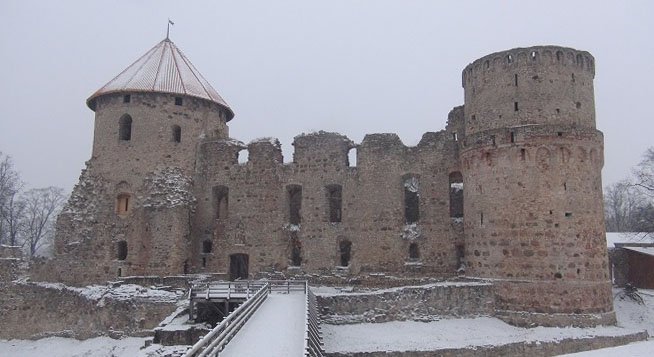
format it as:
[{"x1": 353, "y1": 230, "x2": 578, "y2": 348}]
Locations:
[
  {"x1": 326, "y1": 185, "x2": 343, "y2": 223},
  {"x1": 520, "y1": 148, "x2": 526, "y2": 161},
  {"x1": 480, "y1": 212, "x2": 484, "y2": 225},
  {"x1": 514, "y1": 102, "x2": 519, "y2": 111},
  {"x1": 288, "y1": 185, "x2": 302, "y2": 225},
  {"x1": 565, "y1": 212, "x2": 572, "y2": 217},
  {"x1": 123, "y1": 94, "x2": 131, "y2": 103},
  {"x1": 175, "y1": 97, "x2": 183, "y2": 106},
  {"x1": 514, "y1": 74, "x2": 518, "y2": 86},
  {"x1": 510, "y1": 132, "x2": 515, "y2": 143}
]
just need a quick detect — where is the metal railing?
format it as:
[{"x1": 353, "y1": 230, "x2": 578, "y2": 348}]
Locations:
[
  {"x1": 184, "y1": 282, "x2": 270, "y2": 357},
  {"x1": 303, "y1": 287, "x2": 324, "y2": 357},
  {"x1": 184, "y1": 280, "x2": 323, "y2": 357}
]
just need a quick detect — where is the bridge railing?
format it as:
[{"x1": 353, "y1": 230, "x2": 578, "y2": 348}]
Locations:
[
  {"x1": 303, "y1": 287, "x2": 324, "y2": 357},
  {"x1": 184, "y1": 282, "x2": 270, "y2": 357}
]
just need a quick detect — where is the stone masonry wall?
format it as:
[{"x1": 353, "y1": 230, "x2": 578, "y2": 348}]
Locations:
[
  {"x1": 316, "y1": 281, "x2": 494, "y2": 324},
  {"x1": 0, "y1": 282, "x2": 178, "y2": 340}
]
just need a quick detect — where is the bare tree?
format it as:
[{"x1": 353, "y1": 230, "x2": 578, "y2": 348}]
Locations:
[
  {"x1": 604, "y1": 179, "x2": 642, "y2": 232},
  {"x1": 633, "y1": 147, "x2": 654, "y2": 197},
  {"x1": 0, "y1": 152, "x2": 23, "y2": 245},
  {"x1": 19, "y1": 187, "x2": 65, "y2": 258}
]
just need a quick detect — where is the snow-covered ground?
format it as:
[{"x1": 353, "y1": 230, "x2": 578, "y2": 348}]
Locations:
[{"x1": 0, "y1": 288, "x2": 652, "y2": 356}]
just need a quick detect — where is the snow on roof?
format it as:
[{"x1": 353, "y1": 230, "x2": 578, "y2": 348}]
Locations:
[
  {"x1": 623, "y1": 246, "x2": 654, "y2": 257},
  {"x1": 87, "y1": 38, "x2": 233, "y2": 120},
  {"x1": 606, "y1": 232, "x2": 652, "y2": 247}
]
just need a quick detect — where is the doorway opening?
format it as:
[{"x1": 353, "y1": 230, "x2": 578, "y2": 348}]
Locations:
[{"x1": 229, "y1": 253, "x2": 249, "y2": 281}]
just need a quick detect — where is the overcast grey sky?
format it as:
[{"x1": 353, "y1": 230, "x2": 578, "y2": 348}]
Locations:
[{"x1": 0, "y1": 1, "x2": 652, "y2": 192}]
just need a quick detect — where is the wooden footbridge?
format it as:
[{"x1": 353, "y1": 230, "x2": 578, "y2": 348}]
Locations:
[{"x1": 184, "y1": 280, "x2": 323, "y2": 357}]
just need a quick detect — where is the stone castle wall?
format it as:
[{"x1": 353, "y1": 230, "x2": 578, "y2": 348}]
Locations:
[{"x1": 40, "y1": 44, "x2": 615, "y2": 326}]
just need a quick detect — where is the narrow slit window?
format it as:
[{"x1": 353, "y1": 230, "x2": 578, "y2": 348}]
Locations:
[
  {"x1": 480, "y1": 212, "x2": 484, "y2": 225},
  {"x1": 521, "y1": 148, "x2": 526, "y2": 161},
  {"x1": 116, "y1": 193, "x2": 131, "y2": 215},
  {"x1": 452, "y1": 132, "x2": 458, "y2": 141},
  {"x1": 119, "y1": 115, "x2": 132, "y2": 141},
  {"x1": 510, "y1": 132, "x2": 515, "y2": 143},
  {"x1": 514, "y1": 74, "x2": 518, "y2": 86},
  {"x1": 172, "y1": 125, "x2": 181, "y2": 143},
  {"x1": 514, "y1": 102, "x2": 519, "y2": 111},
  {"x1": 507, "y1": 54, "x2": 513, "y2": 63}
]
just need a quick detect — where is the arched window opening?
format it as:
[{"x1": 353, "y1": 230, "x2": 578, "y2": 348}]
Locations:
[
  {"x1": 202, "y1": 240, "x2": 213, "y2": 254},
  {"x1": 116, "y1": 193, "x2": 131, "y2": 215},
  {"x1": 507, "y1": 54, "x2": 513, "y2": 63},
  {"x1": 556, "y1": 51, "x2": 563, "y2": 62},
  {"x1": 339, "y1": 240, "x2": 352, "y2": 267},
  {"x1": 404, "y1": 177, "x2": 420, "y2": 224},
  {"x1": 409, "y1": 243, "x2": 420, "y2": 260},
  {"x1": 119, "y1": 115, "x2": 132, "y2": 141},
  {"x1": 449, "y1": 172, "x2": 464, "y2": 219},
  {"x1": 326, "y1": 184, "x2": 343, "y2": 223},
  {"x1": 172, "y1": 125, "x2": 181, "y2": 143},
  {"x1": 116, "y1": 241, "x2": 127, "y2": 260},
  {"x1": 213, "y1": 186, "x2": 229, "y2": 220},
  {"x1": 287, "y1": 185, "x2": 302, "y2": 225}
]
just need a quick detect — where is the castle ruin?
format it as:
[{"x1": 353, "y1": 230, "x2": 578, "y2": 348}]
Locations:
[{"x1": 45, "y1": 38, "x2": 614, "y2": 327}]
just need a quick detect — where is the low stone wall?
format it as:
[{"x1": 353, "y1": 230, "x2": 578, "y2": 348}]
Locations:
[
  {"x1": 0, "y1": 258, "x2": 21, "y2": 282},
  {"x1": 316, "y1": 282, "x2": 495, "y2": 324},
  {"x1": 0, "y1": 282, "x2": 179, "y2": 340},
  {"x1": 326, "y1": 331, "x2": 648, "y2": 357}
]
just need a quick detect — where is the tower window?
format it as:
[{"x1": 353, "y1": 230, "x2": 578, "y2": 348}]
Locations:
[
  {"x1": 521, "y1": 149, "x2": 526, "y2": 161},
  {"x1": 514, "y1": 102, "x2": 519, "y2": 111},
  {"x1": 116, "y1": 241, "x2": 127, "y2": 260},
  {"x1": 326, "y1": 184, "x2": 342, "y2": 223},
  {"x1": 175, "y1": 97, "x2": 183, "y2": 106},
  {"x1": 507, "y1": 54, "x2": 513, "y2": 64},
  {"x1": 123, "y1": 94, "x2": 131, "y2": 103},
  {"x1": 119, "y1": 115, "x2": 132, "y2": 141},
  {"x1": 514, "y1": 74, "x2": 518, "y2": 86},
  {"x1": 172, "y1": 125, "x2": 181, "y2": 143},
  {"x1": 290, "y1": 232, "x2": 302, "y2": 266},
  {"x1": 116, "y1": 193, "x2": 131, "y2": 215},
  {"x1": 510, "y1": 131, "x2": 515, "y2": 143}
]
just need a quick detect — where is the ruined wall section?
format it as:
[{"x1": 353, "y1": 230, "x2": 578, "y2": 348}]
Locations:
[
  {"x1": 460, "y1": 45, "x2": 612, "y2": 325},
  {"x1": 193, "y1": 128, "x2": 462, "y2": 277},
  {"x1": 40, "y1": 164, "x2": 196, "y2": 284}
]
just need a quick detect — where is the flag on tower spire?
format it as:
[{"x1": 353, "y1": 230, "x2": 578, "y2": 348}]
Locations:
[{"x1": 166, "y1": 18, "x2": 174, "y2": 39}]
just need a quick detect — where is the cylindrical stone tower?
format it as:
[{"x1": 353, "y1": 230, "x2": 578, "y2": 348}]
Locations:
[{"x1": 460, "y1": 46, "x2": 614, "y2": 327}]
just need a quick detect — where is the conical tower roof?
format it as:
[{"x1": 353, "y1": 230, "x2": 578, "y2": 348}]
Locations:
[{"x1": 87, "y1": 38, "x2": 234, "y2": 120}]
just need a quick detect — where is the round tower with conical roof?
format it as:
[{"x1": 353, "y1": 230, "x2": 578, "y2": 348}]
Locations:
[
  {"x1": 87, "y1": 38, "x2": 234, "y2": 178},
  {"x1": 52, "y1": 38, "x2": 235, "y2": 280},
  {"x1": 460, "y1": 46, "x2": 614, "y2": 326}
]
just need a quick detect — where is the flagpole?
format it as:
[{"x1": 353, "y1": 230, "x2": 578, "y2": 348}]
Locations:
[{"x1": 166, "y1": 20, "x2": 170, "y2": 39}]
